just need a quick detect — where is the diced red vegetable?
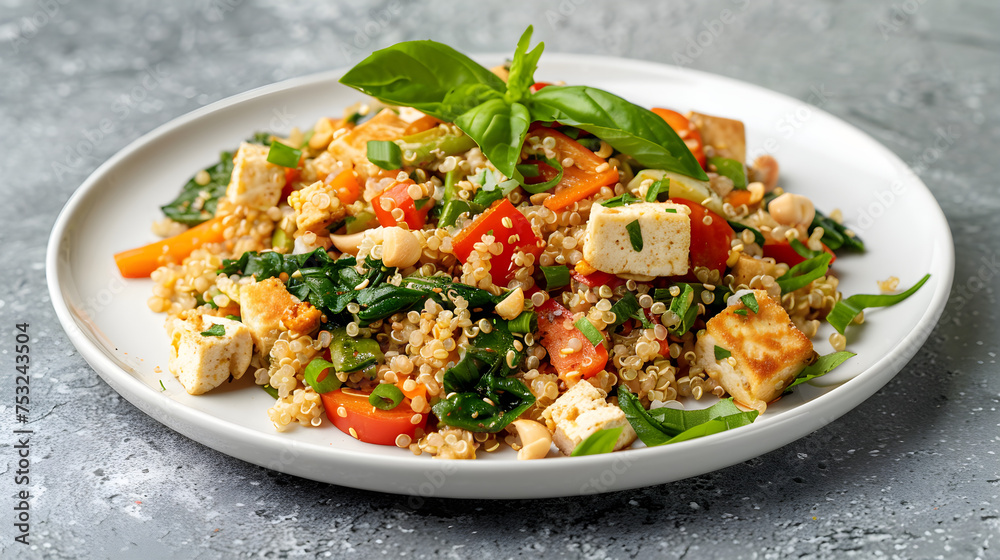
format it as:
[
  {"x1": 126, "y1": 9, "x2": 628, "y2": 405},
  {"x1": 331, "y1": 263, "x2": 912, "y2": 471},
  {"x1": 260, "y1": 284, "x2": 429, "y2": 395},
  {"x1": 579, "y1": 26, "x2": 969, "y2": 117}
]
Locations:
[
  {"x1": 321, "y1": 388, "x2": 426, "y2": 446},
  {"x1": 652, "y1": 108, "x2": 707, "y2": 169},
  {"x1": 535, "y1": 298, "x2": 608, "y2": 380},
  {"x1": 762, "y1": 239, "x2": 836, "y2": 267},
  {"x1": 669, "y1": 197, "x2": 734, "y2": 276},
  {"x1": 451, "y1": 199, "x2": 544, "y2": 286},
  {"x1": 529, "y1": 126, "x2": 619, "y2": 212},
  {"x1": 371, "y1": 179, "x2": 432, "y2": 230},
  {"x1": 570, "y1": 270, "x2": 624, "y2": 290}
]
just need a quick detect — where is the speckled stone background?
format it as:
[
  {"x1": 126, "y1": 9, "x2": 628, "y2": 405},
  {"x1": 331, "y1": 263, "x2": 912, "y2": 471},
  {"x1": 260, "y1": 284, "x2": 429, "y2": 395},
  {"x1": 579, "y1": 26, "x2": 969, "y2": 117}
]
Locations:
[{"x1": 1, "y1": 0, "x2": 997, "y2": 558}]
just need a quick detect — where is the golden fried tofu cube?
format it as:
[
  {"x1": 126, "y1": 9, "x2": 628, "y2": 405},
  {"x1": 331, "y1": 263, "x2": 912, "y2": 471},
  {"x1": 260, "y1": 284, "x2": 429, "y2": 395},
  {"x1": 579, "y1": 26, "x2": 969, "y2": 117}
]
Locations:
[
  {"x1": 225, "y1": 142, "x2": 286, "y2": 210},
  {"x1": 689, "y1": 111, "x2": 746, "y2": 164},
  {"x1": 695, "y1": 290, "x2": 815, "y2": 411},
  {"x1": 542, "y1": 381, "x2": 637, "y2": 455},
  {"x1": 583, "y1": 202, "x2": 690, "y2": 278},
  {"x1": 729, "y1": 254, "x2": 778, "y2": 288},
  {"x1": 167, "y1": 316, "x2": 252, "y2": 395},
  {"x1": 327, "y1": 108, "x2": 409, "y2": 168},
  {"x1": 288, "y1": 180, "x2": 347, "y2": 233},
  {"x1": 238, "y1": 277, "x2": 302, "y2": 355}
]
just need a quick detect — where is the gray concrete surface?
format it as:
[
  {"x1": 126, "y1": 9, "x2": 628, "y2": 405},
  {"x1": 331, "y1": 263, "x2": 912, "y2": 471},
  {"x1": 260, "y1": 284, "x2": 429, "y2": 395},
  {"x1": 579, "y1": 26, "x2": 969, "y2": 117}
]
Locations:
[{"x1": 1, "y1": 0, "x2": 998, "y2": 558}]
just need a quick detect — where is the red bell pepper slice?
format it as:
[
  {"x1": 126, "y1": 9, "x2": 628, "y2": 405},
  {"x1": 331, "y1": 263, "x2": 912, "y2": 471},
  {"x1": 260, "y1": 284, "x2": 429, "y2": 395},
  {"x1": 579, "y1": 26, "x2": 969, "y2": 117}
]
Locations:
[
  {"x1": 669, "y1": 197, "x2": 735, "y2": 276},
  {"x1": 371, "y1": 179, "x2": 432, "y2": 230},
  {"x1": 570, "y1": 270, "x2": 624, "y2": 290},
  {"x1": 321, "y1": 388, "x2": 427, "y2": 446},
  {"x1": 535, "y1": 298, "x2": 608, "y2": 380},
  {"x1": 451, "y1": 199, "x2": 543, "y2": 286},
  {"x1": 652, "y1": 108, "x2": 707, "y2": 169},
  {"x1": 527, "y1": 126, "x2": 619, "y2": 212},
  {"x1": 762, "y1": 239, "x2": 836, "y2": 267}
]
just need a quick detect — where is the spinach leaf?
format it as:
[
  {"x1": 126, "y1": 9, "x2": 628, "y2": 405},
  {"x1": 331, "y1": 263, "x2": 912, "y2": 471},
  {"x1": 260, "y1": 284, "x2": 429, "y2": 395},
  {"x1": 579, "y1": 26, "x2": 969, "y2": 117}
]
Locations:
[
  {"x1": 776, "y1": 252, "x2": 832, "y2": 293},
  {"x1": 528, "y1": 85, "x2": 709, "y2": 181},
  {"x1": 570, "y1": 427, "x2": 623, "y2": 456},
  {"x1": 338, "y1": 40, "x2": 505, "y2": 121},
  {"x1": 455, "y1": 98, "x2": 531, "y2": 180},
  {"x1": 618, "y1": 386, "x2": 758, "y2": 447},
  {"x1": 811, "y1": 209, "x2": 865, "y2": 252},
  {"x1": 160, "y1": 150, "x2": 234, "y2": 225}
]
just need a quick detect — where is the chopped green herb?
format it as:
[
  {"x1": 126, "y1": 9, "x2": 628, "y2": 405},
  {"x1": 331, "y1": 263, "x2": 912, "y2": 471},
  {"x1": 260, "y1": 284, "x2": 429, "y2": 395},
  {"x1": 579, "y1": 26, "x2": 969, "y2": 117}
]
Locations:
[
  {"x1": 708, "y1": 157, "x2": 747, "y2": 189},
  {"x1": 225, "y1": 315, "x2": 241, "y2": 322},
  {"x1": 811, "y1": 209, "x2": 865, "y2": 252},
  {"x1": 516, "y1": 163, "x2": 540, "y2": 178},
  {"x1": 574, "y1": 317, "x2": 604, "y2": 347},
  {"x1": 790, "y1": 238, "x2": 823, "y2": 259},
  {"x1": 714, "y1": 345, "x2": 732, "y2": 360},
  {"x1": 618, "y1": 387, "x2": 758, "y2": 447},
  {"x1": 626, "y1": 219, "x2": 643, "y2": 251},
  {"x1": 665, "y1": 208, "x2": 677, "y2": 214},
  {"x1": 414, "y1": 197, "x2": 431, "y2": 210},
  {"x1": 728, "y1": 221, "x2": 765, "y2": 246},
  {"x1": 600, "y1": 192, "x2": 641, "y2": 208},
  {"x1": 159, "y1": 380, "x2": 166, "y2": 391},
  {"x1": 776, "y1": 253, "x2": 832, "y2": 293},
  {"x1": 262, "y1": 384, "x2": 279, "y2": 399},
  {"x1": 733, "y1": 308, "x2": 748, "y2": 316},
  {"x1": 827, "y1": 274, "x2": 930, "y2": 334},
  {"x1": 668, "y1": 283, "x2": 698, "y2": 336},
  {"x1": 200, "y1": 324, "x2": 226, "y2": 337},
  {"x1": 266, "y1": 140, "x2": 302, "y2": 168},
  {"x1": 517, "y1": 157, "x2": 563, "y2": 194},
  {"x1": 570, "y1": 427, "x2": 623, "y2": 456},
  {"x1": 644, "y1": 178, "x2": 670, "y2": 202},
  {"x1": 632, "y1": 308, "x2": 655, "y2": 329},
  {"x1": 369, "y1": 384, "x2": 405, "y2": 410},
  {"x1": 299, "y1": 129, "x2": 315, "y2": 148},
  {"x1": 609, "y1": 292, "x2": 640, "y2": 328},
  {"x1": 366, "y1": 140, "x2": 402, "y2": 170},
  {"x1": 740, "y1": 292, "x2": 759, "y2": 313},
  {"x1": 540, "y1": 265, "x2": 570, "y2": 290}
]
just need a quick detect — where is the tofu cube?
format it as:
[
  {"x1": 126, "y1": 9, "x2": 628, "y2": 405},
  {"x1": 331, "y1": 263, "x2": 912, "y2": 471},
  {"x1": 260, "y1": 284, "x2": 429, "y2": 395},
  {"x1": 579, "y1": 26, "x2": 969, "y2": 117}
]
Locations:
[
  {"x1": 168, "y1": 316, "x2": 252, "y2": 395},
  {"x1": 729, "y1": 254, "x2": 778, "y2": 288},
  {"x1": 583, "y1": 202, "x2": 690, "y2": 277},
  {"x1": 238, "y1": 277, "x2": 301, "y2": 356},
  {"x1": 542, "y1": 381, "x2": 637, "y2": 455},
  {"x1": 225, "y1": 142, "x2": 286, "y2": 210},
  {"x1": 689, "y1": 111, "x2": 746, "y2": 164},
  {"x1": 288, "y1": 180, "x2": 347, "y2": 233},
  {"x1": 694, "y1": 290, "x2": 815, "y2": 411}
]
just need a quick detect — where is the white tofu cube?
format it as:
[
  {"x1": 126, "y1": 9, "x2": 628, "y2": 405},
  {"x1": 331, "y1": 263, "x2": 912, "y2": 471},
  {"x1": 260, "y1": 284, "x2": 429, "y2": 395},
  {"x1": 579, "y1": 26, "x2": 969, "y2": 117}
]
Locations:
[
  {"x1": 168, "y1": 316, "x2": 252, "y2": 395},
  {"x1": 583, "y1": 202, "x2": 690, "y2": 277},
  {"x1": 542, "y1": 381, "x2": 637, "y2": 455},
  {"x1": 694, "y1": 290, "x2": 815, "y2": 411},
  {"x1": 225, "y1": 142, "x2": 286, "y2": 210}
]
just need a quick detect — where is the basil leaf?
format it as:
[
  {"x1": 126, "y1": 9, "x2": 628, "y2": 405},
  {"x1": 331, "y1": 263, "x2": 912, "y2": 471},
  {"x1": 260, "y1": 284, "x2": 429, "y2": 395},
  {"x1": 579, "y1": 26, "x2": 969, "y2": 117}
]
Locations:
[
  {"x1": 626, "y1": 219, "x2": 643, "y2": 251},
  {"x1": 570, "y1": 427, "x2": 623, "y2": 456},
  {"x1": 708, "y1": 157, "x2": 747, "y2": 189},
  {"x1": 609, "y1": 292, "x2": 640, "y2": 328},
  {"x1": 600, "y1": 192, "x2": 641, "y2": 208},
  {"x1": 827, "y1": 274, "x2": 930, "y2": 334},
  {"x1": 505, "y1": 25, "x2": 544, "y2": 103},
  {"x1": 339, "y1": 40, "x2": 505, "y2": 120},
  {"x1": 663, "y1": 413, "x2": 759, "y2": 444},
  {"x1": 438, "y1": 82, "x2": 505, "y2": 122},
  {"x1": 787, "y1": 351, "x2": 855, "y2": 389},
  {"x1": 529, "y1": 85, "x2": 709, "y2": 181},
  {"x1": 455, "y1": 98, "x2": 531, "y2": 180},
  {"x1": 740, "y1": 292, "x2": 759, "y2": 313},
  {"x1": 714, "y1": 345, "x2": 731, "y2": 360},
  {"x1": 668, "y1": 283, "x2": 698, "y2": 336},
  {"x1": 728, "y1": 221, "x2": 765, "y2": 246},
  {"x1": 811, "y1": 209, "x2": 865, "y2": 252},
  {"x1": 517, "y1": 157, "x2": 564, "y2": 194},
  {"x1": 776, "y1": 253, "x2": 832, "y2": 293},
  {"x1": 645, "y1": 178, "x2": 670, "y2": 202}
]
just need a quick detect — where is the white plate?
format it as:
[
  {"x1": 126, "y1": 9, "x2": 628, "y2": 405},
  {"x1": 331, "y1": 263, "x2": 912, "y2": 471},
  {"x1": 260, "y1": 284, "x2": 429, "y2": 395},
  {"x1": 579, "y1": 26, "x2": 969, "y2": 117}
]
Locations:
[{"x1": 47, "y1": 55, "x2": 954, "y2": 499}]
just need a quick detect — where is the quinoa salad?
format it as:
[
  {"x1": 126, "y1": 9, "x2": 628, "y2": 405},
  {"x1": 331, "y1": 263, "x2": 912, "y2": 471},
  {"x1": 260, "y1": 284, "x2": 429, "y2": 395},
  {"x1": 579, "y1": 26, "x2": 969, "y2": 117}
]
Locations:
[{"x1": 114, "y1": 28, "x2": 928, "y2": 460}]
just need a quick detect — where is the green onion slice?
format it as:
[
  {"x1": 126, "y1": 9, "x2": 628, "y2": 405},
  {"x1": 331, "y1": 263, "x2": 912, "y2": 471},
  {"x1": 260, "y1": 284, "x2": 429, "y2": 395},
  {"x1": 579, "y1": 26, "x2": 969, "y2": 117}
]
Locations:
[
  {"x1": 262, "y1": 384, "x2": 279, "y2": 399},
  {"x1": 626, "y1": 219, "x2": 643, "y2": 252},
  {"x1": 367, "y1": 140, "x2": 403, "y2": 170},
  {"x1": 369, "y1": 383, "x2": 405, "y2": 410},
  {"x1": 540, "y1": 265, "x2": 570, "y2": 290},
  {"x1": 518, "y1": 157, "x2": 564, "y2": 194},
  {"x1": 509, "y1": 311, "x2": 538, "y2": 334},
  {"x1": 574, "y1": 316, "x2": 604, "y2": 347},
  {"x1": 303, "y1": 358, "x2": 343, "y2": 394},
  {"x1": 266, "y1": 140, "x2": 302, "y2": 168},
  {"x1": 600, "y1": 192, "x2": 641, "y2": 208},
  {"x1": 827, "y1": 274, "x2": 930, "y2": 334},
  {"x1": 645, "y1": 178, "x2": 669, "y2": 202}
]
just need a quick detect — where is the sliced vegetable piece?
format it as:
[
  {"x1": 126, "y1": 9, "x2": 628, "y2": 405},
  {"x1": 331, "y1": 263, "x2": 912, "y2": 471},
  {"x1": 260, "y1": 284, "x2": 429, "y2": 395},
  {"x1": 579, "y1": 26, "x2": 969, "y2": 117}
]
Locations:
[
  {"x1": 827, "y1": 274, "x2": 930, "y2": 334},
  {"x1": 652, "y1": 108, "x2": 706, "y2": 168},
  {"x1": 451, "y1": 199, "x2": 544, "y2": 286},
  {"x1": 668, "y1": 198, "x2": 734, "y2": 275},
  {"x1": 570, "y1": 427, "x2": 623, "y2": 456},
  {"x1": 369, "y1": 383, "x2": 405, "y2": 410},
  {"x1": 708, "y1": 156, "x2": 747, "y2": 189},
  {"x1": 327, "y1": 169, "x2": 361, "y2": 205},
  {"x1": 114, "y1": 216, "x2": 227, "y2": 278},
  {"x1": 528, "y1": 127, "x2": 618, "y2": 212},
  {"x1": 762, "y1": 239, "x2": 836, "y2": 267},
  {"x1": 536, "y1": 298, "x2": 608, "y2": 380},
  {"x1": 266, "y1": 141, "x2": 302, "y2": 168},
  {"x1": 371, "y1": 179, "x2": 432, "y2": 229},
  {"x1": 321, "y1": 388, "x2": 427, "y2": 446}
]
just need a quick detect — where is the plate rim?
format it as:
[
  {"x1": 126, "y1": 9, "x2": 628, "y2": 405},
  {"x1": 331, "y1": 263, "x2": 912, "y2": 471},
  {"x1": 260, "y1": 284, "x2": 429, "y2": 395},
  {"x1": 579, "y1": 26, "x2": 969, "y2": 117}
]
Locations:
[{"x1": 45, "y1": 53, "x2": 955, "y2": 498}]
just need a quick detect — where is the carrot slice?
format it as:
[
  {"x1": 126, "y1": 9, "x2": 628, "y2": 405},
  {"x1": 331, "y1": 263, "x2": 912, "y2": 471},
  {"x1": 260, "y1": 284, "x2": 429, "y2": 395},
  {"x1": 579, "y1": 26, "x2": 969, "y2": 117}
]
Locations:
[
  {"x1": 327, "y1": 169, "x2": 361, "y2": 205},
  {"x1": 532, "y1": 127, "x2": 618, "y2": 212},
  {"x1": 114, "y1": 216, "x2": 227, "y2": 278}
]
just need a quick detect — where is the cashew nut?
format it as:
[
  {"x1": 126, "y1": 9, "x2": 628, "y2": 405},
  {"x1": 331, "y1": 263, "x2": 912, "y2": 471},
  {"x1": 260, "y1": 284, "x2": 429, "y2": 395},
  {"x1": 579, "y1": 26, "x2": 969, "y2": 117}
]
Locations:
[
  {"x1": 511, "y1": 419, "x2": 553, "y2": 460},
  {"x1": 330, "y1": 232, "x2": 366, "y2": 255},
  {"x1": 769, "y1": 193, "x2": 815, "y2": 229},
  {"x1": 495, "y1": 287, "x2": 524, "y2": 320},
  {"x1": 381, "y1": 227, "x2": 421, "y2": 268},
  {"x1": 752, "y1": 155, "x2": 780, "y2": 192}
]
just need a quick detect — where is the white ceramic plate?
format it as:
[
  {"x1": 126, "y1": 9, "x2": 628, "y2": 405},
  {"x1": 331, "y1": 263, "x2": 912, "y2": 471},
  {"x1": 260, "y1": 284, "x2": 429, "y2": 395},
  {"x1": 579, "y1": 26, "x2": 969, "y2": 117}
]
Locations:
[{"x1": 47, "y1": 55, "x2": 954, "y2": 499}]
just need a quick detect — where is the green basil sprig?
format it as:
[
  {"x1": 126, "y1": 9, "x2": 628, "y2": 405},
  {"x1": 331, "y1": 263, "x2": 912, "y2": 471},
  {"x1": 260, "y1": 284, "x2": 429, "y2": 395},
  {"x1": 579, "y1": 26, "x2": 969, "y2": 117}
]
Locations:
[
  {"x1": 618, "y1": 387, "x2": 758, "y2": 447},
  {"x1": 339, "y1": 26, "x2": 708, "y2": 186}
]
